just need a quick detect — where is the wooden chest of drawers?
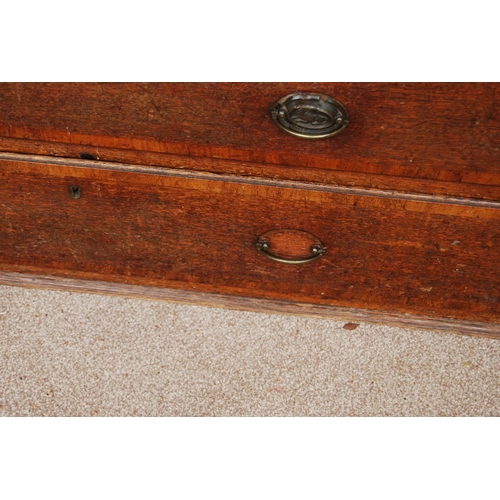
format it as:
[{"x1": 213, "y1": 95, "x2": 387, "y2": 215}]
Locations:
[{"x1": 1, "y1": 83, "x2": 499, "y2": 337}]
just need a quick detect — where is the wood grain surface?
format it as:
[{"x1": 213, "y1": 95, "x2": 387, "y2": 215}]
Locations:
[
  {"x1": 1, "y1": 83, "x2": 499, "y2": 200},
  {"x1": 1, "y1": 155, "x2": 499, "y2": 326},
  {"x1": 2, "y1": 271, "x2": 499, "y2": 338}
]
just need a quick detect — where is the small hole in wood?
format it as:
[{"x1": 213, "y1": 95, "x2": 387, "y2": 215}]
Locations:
[{"x1": 79, "y1": 152, "x2": 97, "y2": 160}]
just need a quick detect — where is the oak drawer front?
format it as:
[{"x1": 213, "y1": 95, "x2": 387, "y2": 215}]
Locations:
[
  {"x1": 1, "y1": 156, "x2": 500, "y2": 324},
  {"x1": 1, "y1": 83, "x2": 500, "y2": 200}
]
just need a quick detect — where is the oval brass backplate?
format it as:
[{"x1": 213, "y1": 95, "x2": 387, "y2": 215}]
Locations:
[
  {"x1": 256, "y1": 229, "x2": 326, "y2": 264},
  {"x1": 271, "y1": 92, "x2": 349, "y2": 139}
]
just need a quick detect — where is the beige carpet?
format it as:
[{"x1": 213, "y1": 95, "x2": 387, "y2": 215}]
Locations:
[{"x1": 1, "y1": 283, "x2": 499, "y2": 416}]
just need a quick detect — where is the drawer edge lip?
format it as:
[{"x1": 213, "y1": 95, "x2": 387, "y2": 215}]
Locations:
[
  {"x1": 3, "y1": 135, "x2": 500, "y2": 202},
  {"x1": 1, "y1": 271, "x2": 499, "y2": 340},
  {"x1": 1, "y1": 151, "x2": 500, "y2": 209}
]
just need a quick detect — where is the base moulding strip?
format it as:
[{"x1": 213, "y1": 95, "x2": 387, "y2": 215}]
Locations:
[{"x1": 1, "y1": 271, "x2": 499, "y2": 339}]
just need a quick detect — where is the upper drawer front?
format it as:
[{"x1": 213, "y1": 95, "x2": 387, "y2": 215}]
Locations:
[
  {"x1": 1, "y1": 156, "x2": 499, "y2": 324},
  {"x1": 0, "y1": 83, "x2": 499, "y2": 198}
]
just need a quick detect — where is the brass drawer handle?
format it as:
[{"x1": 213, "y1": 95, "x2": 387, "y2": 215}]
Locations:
[
  {"x1": 257, "y1": 240, "x2": 325, "y2": 264},
  {"x1": 271, "y1": 92, "x2": 349, "y2": 139},
  {"x1": 256, "y1": 229, "x2": 326, "y2": 264}
]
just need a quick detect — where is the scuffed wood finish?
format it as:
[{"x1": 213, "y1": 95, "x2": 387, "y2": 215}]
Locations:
[
  {"x1": 1, "y1": 83, "x2": 500, "y2": 200},
  {"x1": 1, "y1": 155, "x2": 500, "y2": 327},
  {"x1": 2, "y1": 271, "x2": 500, "y2": 339}
]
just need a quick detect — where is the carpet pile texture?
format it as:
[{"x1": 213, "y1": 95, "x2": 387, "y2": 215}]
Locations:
[{"x1": 1, "y1": 284, "x2": 499, "y2": 416}]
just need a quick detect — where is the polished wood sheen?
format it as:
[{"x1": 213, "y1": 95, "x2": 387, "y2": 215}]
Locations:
[
  {"x1": 1, "y1": 154, "x2": 499, "y2": 332},
  {"x1": 0, "y1": 83, "x2": 499, "y2": 200}
]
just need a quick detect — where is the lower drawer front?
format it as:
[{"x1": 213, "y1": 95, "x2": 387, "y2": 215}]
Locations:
[{"x1": 1, "y1": 157, "x2": 500, "y2": 324}]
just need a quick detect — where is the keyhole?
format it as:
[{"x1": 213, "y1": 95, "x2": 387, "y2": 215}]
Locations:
[{"x1": 70, "y1": 185, "x2": 82, "y2": 199}]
